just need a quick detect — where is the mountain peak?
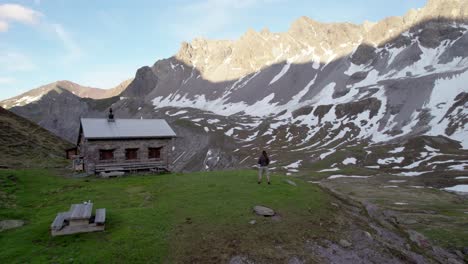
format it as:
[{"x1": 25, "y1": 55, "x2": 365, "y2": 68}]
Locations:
[{"x1": 421, "y1": 0, "x2": 468, "y2": 19}]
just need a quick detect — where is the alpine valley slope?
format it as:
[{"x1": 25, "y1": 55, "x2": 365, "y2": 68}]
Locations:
[
  {"x1": 2, "y1": 0, "x2": 468, "y2": 173},
  {"x1": 0, "y1": 107, "x2": 72, "y2": 168}
]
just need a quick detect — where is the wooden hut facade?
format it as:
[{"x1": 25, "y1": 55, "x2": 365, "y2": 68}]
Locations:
[{"x1": 76, "y1": 110, "x2": 176, "y2": 174}]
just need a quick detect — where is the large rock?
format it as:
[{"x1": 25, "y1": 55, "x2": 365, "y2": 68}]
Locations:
[
  {"x1": 253, "y1": 205, "x2": 275, "y2": 216},
  {"x1": 0, "y1": 220, "x2": 25, "y2": 232}
]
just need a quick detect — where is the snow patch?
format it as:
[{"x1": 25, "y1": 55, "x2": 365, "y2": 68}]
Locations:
[
  {"x1": 284, "y1": 160, "x2": 302, "y2": 169},
  {"x1": 449, "y1": 164, "x2": 467, "y2": 171},
  {"x1": 342, "y1": 157, "x2": 357, "y2": 165},
  {"x1": 397, "y1": 171, "x2": 431, "y2": 177},
  {"x1": 269, "y1": 62, "x2": 291, "y2": 85},
  {"x1": 378, "y1": 157, "x2": 404, "y2": 165},
  {"x1": 318, "y1": 168, "x2": 340, "y2": 172},
  {"x1": 389, "y1": 147, "x2": 405, "y2": 154},
  {"x1": 443, "y1": 185, "x2": 468, "y2": 193}
]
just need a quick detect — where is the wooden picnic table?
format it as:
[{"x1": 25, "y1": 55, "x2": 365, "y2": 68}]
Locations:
[
  {"x1": 50, "y1": 202, "x2": 106, "y2": 236},
  {"x1": 69, "y1": 203, "x2": 93, "y2": 220}
]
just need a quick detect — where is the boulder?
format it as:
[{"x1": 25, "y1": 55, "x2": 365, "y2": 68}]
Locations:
[
  {"x1": 253, "y1": 205, "x2": 275, "y2": 216},
  {"x1": 0, "y1": 220, "x2": 25, "y2": 232}
]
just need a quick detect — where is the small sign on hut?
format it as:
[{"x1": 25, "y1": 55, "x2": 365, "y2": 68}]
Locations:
[{"x1": 75, "y1": 109, "x2": 177, "y2": 174}]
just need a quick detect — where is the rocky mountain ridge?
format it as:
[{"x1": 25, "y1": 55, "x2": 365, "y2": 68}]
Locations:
[
  {"x1": 171, "y1": 0, "x2": 468, "y2": 82},
  {"x1": 1, "y1": 79, "x2": 132, "y2": 109},
  {"x1": 1, "y1": 0, "x2": 467, "y2": 173}
]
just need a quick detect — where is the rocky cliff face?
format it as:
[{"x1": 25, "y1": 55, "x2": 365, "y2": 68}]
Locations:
[{"x1": 2, "y1": 0, "x2": 467, "y2": 172}]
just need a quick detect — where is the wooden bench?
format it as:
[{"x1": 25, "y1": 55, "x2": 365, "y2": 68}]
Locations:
[
  {"x1": 95, "y1": 208, "x2": 106, "y2": 225},
  {"x1": 51, "y1": 212, "x2": 70, "y2": 231}
]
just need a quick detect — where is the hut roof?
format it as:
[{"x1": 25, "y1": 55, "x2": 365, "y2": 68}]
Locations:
[{"x1": 80, "y1": 118, "x2": 176, "y2": 140}]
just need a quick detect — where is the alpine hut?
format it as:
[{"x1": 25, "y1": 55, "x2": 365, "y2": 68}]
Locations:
[{"x1": 76, "y1": 109, "x2": 177, "y2": 174}]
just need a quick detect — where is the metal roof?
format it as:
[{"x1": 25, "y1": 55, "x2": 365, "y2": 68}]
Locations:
[{"x1": 80, "y1": 118, "x2": 176, "y2": 139}]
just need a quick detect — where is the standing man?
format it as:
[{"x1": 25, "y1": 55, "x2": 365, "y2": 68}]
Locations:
[{"x1": 258, "y1": 150, "x2": 270, "y2": 184}]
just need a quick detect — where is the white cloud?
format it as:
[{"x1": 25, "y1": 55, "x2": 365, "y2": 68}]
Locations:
[
  {"x1": 0, "y1": 20, "x2": 8, "y2": 32},
  {"x1": 0, "y1": 4, "x2": 42, "y2": 32},
  {"x1": 0, "y1": 4, "x2": 83, "y2": 63},
  {"x1": 0, "y1": 52, "x2": 36, "y2": 72}
]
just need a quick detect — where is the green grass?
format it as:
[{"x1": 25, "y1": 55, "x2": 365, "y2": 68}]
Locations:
[
  {"x1": 0, "y1": 107, "x2": 72, "y2": 168},
  {"x1": 0, "y1": 169, "x2": 334, "y2": 263}
]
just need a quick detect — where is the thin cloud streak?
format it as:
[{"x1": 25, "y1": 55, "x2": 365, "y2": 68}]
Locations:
[{"x1": 51, "y1": 23, "x2": 84, "y2": 63}]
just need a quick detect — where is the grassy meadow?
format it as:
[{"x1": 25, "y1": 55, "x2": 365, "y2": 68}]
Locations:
[{"x1": 0, "y1": 169, "x2": 336, "y2": 263}]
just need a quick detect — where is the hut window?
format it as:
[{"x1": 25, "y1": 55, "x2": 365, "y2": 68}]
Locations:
[
  {"x1": 99, "y1": 149, "x2": 114, "y2": 160},
  {"x1": 125, "y1": 148, "x2": 139, "y2": 160},
  {"x1": 148, "y1": 147, "x2": 162, "y2": 159}
]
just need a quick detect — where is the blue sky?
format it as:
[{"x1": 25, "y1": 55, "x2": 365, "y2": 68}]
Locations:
[{"x1": 0, "y1": 0, "x2": 427, "y2": 100}]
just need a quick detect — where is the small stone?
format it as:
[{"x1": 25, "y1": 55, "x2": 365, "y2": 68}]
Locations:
[
  {"x1": 339, "y1": 239, "x2": 352, "y2": 248},
  {"x1": 331, "y1": 202, "x2": 339, "y2": 208},
  {"x1": 253, "y1": 205, "x2": 275, "y2": 216},
  {"x1": 249, "y1": 220, "x2": 256, "y2": 225}
]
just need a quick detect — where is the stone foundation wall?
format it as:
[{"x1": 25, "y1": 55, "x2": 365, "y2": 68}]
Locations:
[{"x1": 81, "y1": 138, "x2": 173, "y2": 173}]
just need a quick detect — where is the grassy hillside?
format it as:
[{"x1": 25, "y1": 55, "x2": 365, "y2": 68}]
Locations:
[
  {"x1": 0, "y1": 169, "x2": 338, "y2": 263},
  {"x1": 0, "y1": 107, "x2": 72, "y2": 168}
]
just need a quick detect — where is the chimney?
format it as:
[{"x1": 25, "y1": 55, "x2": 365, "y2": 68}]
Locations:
[{"x1": 108, "y1": 108, "x2": 115, "y2": 122}]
